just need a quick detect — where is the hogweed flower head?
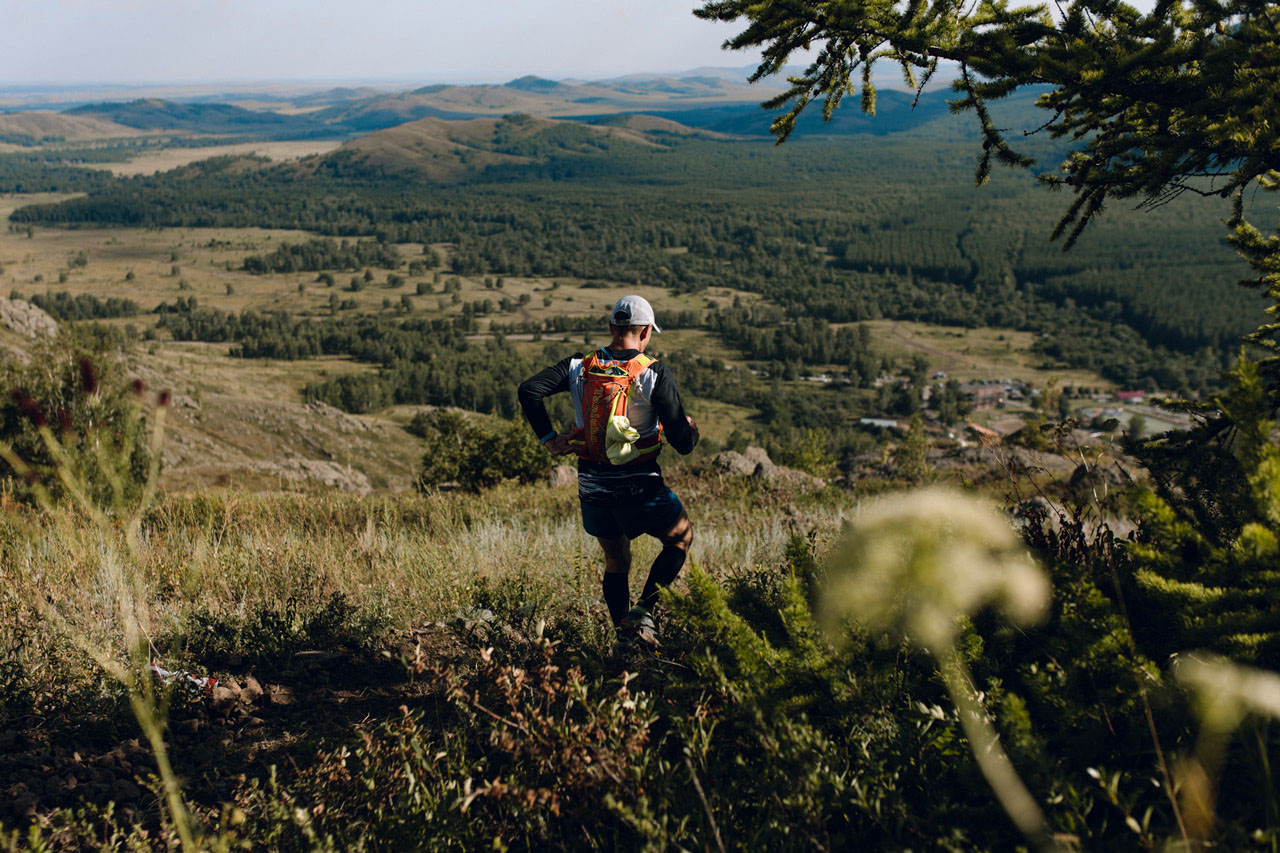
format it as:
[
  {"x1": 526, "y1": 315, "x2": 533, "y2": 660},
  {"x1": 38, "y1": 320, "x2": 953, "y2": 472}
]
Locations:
[
  {"x1": 1173, "y1": 652, "x2": 1280, "y2": 735},
  {"x1": 822, "y1": 487, "x2": 1050, "y2": 654}
]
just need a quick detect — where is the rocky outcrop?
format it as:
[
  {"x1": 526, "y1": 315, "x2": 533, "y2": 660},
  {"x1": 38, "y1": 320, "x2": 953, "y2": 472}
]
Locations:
[
  {"x1": 706, "y1": 450, "x2": 758, "y2": 477},
  {"x1": 704, "y1": 445, "x2": 826, "y2": 490},
  {"x1": 245, "y1": 458, "x2": 372, "y2": 494},
  {"x1": 0, "y1": 297, "x2": 57, "y2": 339}
]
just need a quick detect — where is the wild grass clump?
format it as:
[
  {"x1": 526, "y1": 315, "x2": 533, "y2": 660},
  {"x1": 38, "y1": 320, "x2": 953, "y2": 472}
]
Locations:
[{"x1": 179, "y1": 591, "x2": 389, "y2": 670}]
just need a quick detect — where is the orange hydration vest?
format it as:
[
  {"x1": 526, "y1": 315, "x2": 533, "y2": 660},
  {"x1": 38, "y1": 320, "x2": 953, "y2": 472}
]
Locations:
[{"x1": 569, "y1": 351, "x2": 664, "y2": 465}]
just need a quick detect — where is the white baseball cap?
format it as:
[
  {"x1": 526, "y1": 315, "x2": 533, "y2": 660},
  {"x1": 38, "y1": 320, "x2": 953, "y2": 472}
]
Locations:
[{"x1": 609, "y1": 294, "x2": 662, "y2": 333}]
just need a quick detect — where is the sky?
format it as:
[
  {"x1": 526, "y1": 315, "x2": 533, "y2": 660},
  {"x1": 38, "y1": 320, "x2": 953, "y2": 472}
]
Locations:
[{"x1": 5, "y1": 0, "x2": 762, "y2": 86}]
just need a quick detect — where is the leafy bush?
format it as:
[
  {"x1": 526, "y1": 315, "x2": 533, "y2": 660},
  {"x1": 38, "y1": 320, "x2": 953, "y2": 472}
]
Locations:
[
  {"x1": 416, "y1": 411, "x2": 550, "y2": 492},
  {"x1": 1128, "y1": 358, "x2": 1280, "y2": 667}
]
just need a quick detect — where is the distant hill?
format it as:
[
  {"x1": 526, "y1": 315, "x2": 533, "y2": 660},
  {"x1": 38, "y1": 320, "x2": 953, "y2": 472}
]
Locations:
[
  {"x1": 23, "y1": 76, "x2": 1049, "y2": 151},
  {"x1": 505, "y1": 76, "x2": 566, "y2": 93},
  {"x1": 65, "y1": 99, "x2": 333, "y2": 140},
  {"x1": 0, "y1": 110, "x2": 144, "y2": 144},
  {"x1": 583, "y1": 113, "x2": 732, "y2": 139},
  {"x1": 315, "y1": 75, "x2": 786, "y2": 132},
  {"x1": 292, "y1": 87, "x2": 388, "y2": 107},
  {"x1": 595, "y1": 86, "x2": 1054, "y2": 140},
  {"x1": 320, "y1": 113, "x2": 694, "y2": 183},
  {"x1": 313, "y1": 76, "x2": 1049, "y2": 140}
]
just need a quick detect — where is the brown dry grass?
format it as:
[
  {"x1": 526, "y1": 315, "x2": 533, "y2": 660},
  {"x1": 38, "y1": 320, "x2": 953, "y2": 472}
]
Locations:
[
  {"x1": 865, "y1": 319, "x2": 1117, "y2": 389},
  {"x1": 87, "y1": 140, "x2": 343, "y2": 177}
]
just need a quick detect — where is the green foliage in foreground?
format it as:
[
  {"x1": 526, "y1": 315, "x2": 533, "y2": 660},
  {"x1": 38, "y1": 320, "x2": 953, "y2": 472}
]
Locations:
[
  {"x1": 3, "y1": 472, "x2": 1280, "y2": 849},
  {"x1": 1129, "y1": 358, "x2": 1280, "y2": 666},
  {"x1": 0, "y1": 341, "x2": 155, "y2": 509}
]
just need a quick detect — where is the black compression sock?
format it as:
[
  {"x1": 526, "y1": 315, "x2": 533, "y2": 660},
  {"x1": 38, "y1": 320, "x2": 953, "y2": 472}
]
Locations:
[
  {"x1": 602, "y1": 572, "x2": 631, "y2": 627},
  {"x1": 639, "y1": 546, "x2": 687, "y2": 613}
]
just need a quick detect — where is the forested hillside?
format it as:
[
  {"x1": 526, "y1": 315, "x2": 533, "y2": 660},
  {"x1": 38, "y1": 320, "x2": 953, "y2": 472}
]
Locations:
[{"x1": 11, "y1": 125, "x2": 1257, "y2": 393}]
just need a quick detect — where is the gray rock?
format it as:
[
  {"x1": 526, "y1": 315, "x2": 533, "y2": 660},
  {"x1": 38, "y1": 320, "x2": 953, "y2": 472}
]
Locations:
[
  {"x1": 241, "y1": 675, "x2": 264, "y2": 703},
  {"x1": 706, "y1": 447, "x2": 825, "y2": 490},
  {"x1": 753, "y1": 464, "x2": 826, "y2": 491},
  {"x1": 0, "y1": 297, "x2": 57, "y2": 339},
  {"x1": 706, "y1": 451, "x2": 757, "y2": 477},
  {"x1": 292, "y1": 650, "x2": 345, "y2": 669},
  {"x1": 210, "y1": 684, "x2": 241, "y2": 711},
  {"x1": 547, "y1": 465, "x2": 577, "y2": 487}
]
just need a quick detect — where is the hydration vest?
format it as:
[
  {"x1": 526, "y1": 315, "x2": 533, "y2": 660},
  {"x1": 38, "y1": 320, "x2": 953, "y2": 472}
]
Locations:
[{"x1": 569, "y1": 350, "x2": 663, "y2": 465}]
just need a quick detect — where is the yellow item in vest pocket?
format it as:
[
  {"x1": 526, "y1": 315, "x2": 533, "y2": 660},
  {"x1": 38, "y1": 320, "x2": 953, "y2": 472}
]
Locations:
[{"x1": 605, "y1": 414, "x2": 643, "y2": 465}]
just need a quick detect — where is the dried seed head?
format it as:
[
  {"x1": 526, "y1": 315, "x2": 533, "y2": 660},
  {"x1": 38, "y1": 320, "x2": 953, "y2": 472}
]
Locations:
[
  {"x1": 78, "y1": 357, "x2": 98, "y2": 395},
  {"x1": 158, "y1": 390, "x2": 171, "y2": 408},
  {"x1": 11, "y1": 389, "x2": 47, "y2": 428},
  {"x1": 55, "y1": 407, "x2": 73, "y2": 435},
  {"x1": 131, "y1": 379, "x2": 146, "y2": 397}
]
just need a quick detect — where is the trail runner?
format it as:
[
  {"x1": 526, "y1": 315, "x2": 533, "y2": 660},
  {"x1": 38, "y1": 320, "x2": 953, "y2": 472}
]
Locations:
[{"x1": 518, "y1": 295, "x2": 698, "y2": 647}]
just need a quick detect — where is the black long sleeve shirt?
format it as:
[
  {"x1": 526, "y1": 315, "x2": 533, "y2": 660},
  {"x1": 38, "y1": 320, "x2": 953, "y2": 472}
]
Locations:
[{"x1": 518, "y1": 347, "x2": 697, "y2": 504}]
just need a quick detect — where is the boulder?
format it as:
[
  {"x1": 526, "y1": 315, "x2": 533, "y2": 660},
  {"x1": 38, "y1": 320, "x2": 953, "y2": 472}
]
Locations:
[
  {"x1": 211, "y1": 683, "x2": 242, "y2": 712},
  {"x1": 706, "y1": 446, "x2": 825, "y2": 490},
  {"x1": 292, "y1": 650, "x2": 345, "y2": 670},
  {"x1": 110, "y1": 778, "x2": 141, "y2": 803},
  {"x1": 706, "y1": 451, "x2": 757, "y2": 477},
  {"x1": 0, "y1": 297, "x2": 57, "y2": 339},
  {"x1": 547, "y1": 465, "x2": 577, "y2": 487},
  {"x1": 753, "y1": 464, "x2": 826, "y2": 491},
  {"x1": 241, "y1": 675, "x2": 264, "y2": 704},
  {"x1": 246, "y1": 458, "x2": 372, "y2": 494}
]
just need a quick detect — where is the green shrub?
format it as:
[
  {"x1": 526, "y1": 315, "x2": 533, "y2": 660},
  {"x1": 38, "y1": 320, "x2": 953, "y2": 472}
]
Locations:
[
  {"x1": 1128, "y1": 358, "x2": 1280, "y2": 667},
  {"x1": 416, "y1": 411, "x2": 550, "y2": 492},
  {"x1": 178, "y1": 590, "x2": 388, "y2": 669}
]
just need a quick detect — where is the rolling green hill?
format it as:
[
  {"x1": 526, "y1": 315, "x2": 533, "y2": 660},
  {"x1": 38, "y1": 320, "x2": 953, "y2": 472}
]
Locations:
[
  {"x1": 322, "y1": 113, "x2": 705, "y2": 182},
  {"x1": 312, "y1": 74, "x2": 786, "y2": 131},
  {"x1": 66, "y1": 98, "x2": 335, "y2": 140},
  {"x1": 0, "y1": 110, "x2": 144, "y2": 144}
]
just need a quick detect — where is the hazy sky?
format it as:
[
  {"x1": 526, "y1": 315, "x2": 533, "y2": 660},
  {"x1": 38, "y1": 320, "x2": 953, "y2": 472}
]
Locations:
[{"x1": 6, "y1": 0, "x2": 762, "y2": 85}]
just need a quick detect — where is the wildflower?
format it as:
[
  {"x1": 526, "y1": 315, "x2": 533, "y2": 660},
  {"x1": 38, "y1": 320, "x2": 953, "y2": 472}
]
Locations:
[
  {"x1": 822, "y1": 487, "x2": 1050, "y2": 653},
  {"x1": 821, "y1": 488, "x2": 1057, "y2": 849},
  {"x1": 1173, "y1": 652, "x2": 1280, "y2": 735}
]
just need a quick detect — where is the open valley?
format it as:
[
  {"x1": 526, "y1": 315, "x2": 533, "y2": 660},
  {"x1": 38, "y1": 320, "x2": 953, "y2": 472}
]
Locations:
[{"x1": 1, "y1": 7, "x2": 1277, "y2": 846}]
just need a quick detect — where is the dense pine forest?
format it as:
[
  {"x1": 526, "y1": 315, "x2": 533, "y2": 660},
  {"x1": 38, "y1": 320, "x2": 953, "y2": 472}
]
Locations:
[{"x1": 8, "y1": 124, "x2": 1260, "y2": 394}]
